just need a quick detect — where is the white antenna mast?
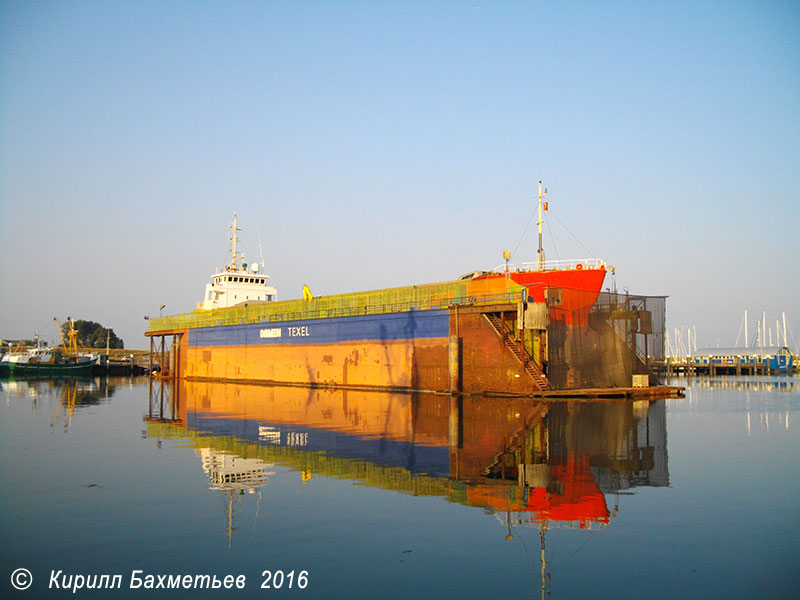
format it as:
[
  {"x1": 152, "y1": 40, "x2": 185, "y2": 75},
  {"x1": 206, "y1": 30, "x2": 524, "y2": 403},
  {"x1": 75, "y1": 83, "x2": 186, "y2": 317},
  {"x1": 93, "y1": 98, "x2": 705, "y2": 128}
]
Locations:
[{"x1": 256, "y1": 222, "x2": 265, "y2": 270}]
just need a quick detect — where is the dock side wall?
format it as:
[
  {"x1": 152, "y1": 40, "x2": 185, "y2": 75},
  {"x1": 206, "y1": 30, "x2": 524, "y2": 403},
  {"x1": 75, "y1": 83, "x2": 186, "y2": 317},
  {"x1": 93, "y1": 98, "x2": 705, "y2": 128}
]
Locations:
[
  {"x1": 183, "y1": 339, "x2": 450, "y2": 390},
  {"x1": 158, "y1": 305, "x2": 546, "y2": 394},
  {"x1": 175, "y1": 310, "x2": 451, "y2": 392},
  {"x1": 455, "y1": 308, "x2": 544, "y2": 395}
]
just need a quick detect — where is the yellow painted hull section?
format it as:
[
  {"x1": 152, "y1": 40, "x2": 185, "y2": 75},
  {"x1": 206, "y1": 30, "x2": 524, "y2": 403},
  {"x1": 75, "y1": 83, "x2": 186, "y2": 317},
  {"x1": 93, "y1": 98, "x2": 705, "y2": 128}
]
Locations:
[{"x1": 182, "y1": 339, "x2": 449, "y2": 391}]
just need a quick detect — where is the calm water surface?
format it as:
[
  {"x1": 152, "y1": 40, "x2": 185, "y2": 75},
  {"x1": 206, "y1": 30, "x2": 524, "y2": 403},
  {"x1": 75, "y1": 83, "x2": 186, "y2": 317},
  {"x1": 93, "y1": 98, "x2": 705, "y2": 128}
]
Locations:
[{"x1": 1, "y1": 376, "x2": 798, "y2": 599}]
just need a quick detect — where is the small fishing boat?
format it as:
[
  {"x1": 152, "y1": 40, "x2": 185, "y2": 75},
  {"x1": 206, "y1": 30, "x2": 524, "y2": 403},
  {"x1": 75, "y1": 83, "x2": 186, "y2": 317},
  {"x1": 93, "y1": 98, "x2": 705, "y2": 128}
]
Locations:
[{"x1": 0, "y1": 320, "x2": 97, "y2": 378}]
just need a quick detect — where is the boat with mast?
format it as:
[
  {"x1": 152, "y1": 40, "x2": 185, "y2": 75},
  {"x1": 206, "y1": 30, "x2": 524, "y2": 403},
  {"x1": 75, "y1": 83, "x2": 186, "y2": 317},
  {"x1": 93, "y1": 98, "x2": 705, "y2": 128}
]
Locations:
[{"x1": 0, "y1": 318, "x2": 97, "y2": 377}]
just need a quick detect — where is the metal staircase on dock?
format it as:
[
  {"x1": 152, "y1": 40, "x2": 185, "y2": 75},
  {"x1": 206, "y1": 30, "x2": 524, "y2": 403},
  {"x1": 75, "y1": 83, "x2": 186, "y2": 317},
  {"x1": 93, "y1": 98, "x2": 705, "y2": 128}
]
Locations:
[{"x1": 484, "y1": 313, "x2": 549, "y2": 391}]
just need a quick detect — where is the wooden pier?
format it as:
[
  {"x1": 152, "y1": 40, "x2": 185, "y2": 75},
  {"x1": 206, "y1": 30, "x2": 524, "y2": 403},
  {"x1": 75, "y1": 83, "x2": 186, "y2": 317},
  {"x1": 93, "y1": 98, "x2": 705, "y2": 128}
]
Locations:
[
  {"x1": 537, "y1": 385, "x2": 683, "y2": 400},
  {"x1": 90, "y1": 350, "x2": 156, "y2": 376},
  {"x1": 480, "y1": 384, "x2": 684, "y2": 401}
]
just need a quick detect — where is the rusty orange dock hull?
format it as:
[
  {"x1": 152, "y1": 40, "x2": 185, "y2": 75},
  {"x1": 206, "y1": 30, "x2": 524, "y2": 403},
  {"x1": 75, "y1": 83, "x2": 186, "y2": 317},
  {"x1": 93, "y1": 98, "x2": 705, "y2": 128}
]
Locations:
[
  {"x1": 148, "y1": 268, "x2": 614, "y2": 394},
  {"x1": 166, "y1": 306, "x2": 545, "y2": 394}
]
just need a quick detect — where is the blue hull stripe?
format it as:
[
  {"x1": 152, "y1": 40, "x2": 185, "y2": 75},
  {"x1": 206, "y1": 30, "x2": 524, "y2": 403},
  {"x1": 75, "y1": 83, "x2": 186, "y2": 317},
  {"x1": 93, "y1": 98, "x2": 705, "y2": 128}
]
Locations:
[
  {"x1": 189, "y1": 309, "x2": 450, "y2": 347},
  {"x1": 191, "y1": 413, "x2": 450, "y2": 477}
]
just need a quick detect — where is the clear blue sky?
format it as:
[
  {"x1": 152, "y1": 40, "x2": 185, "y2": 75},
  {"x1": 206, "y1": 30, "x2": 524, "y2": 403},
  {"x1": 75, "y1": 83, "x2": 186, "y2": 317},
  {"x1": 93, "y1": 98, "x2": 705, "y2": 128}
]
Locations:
[{"x1": 1, "y1": 0, "x2": 798, "y2": 351}]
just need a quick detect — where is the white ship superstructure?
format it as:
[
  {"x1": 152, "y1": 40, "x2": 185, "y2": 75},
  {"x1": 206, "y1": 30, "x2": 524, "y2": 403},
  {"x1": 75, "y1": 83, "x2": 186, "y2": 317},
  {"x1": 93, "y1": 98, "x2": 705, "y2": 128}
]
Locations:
[{"x1": 199, "y1": 213, "x2": 278, "y2": 310}]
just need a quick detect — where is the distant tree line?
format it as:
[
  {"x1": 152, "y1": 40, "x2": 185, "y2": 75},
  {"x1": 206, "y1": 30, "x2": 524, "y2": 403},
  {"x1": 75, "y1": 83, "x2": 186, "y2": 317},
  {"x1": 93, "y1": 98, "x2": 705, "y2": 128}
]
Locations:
[{"x1": 62, "y1": 320, "x2": 124, "y2": 349}]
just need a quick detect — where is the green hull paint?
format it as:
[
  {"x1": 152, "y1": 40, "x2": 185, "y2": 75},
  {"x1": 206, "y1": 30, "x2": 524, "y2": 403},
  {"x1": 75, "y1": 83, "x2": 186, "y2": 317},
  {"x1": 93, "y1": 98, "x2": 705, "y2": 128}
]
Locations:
[{"x1": 0, "y1": 359, "x2": 96, "y2": 378}]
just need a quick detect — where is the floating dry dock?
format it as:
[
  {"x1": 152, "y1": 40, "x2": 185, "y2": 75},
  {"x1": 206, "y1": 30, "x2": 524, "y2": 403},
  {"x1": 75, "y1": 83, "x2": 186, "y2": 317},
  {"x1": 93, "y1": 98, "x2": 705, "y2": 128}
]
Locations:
[
  {"x1": 146, "y1": 212, "x2": 677, "y2": 399},
  {"x1": 147, "y1": 276, "x2": 675, "y2": 399}
]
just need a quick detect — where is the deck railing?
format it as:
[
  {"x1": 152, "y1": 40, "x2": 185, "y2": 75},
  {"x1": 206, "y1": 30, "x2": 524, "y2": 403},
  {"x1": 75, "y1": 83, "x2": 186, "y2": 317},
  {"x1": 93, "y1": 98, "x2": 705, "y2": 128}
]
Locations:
[
  {"x1": 492, "y1": 258, "x2": 607, "y2": 273},
  {"x1": 148, "y1": 289, "x2": 525, "y2": 333}
]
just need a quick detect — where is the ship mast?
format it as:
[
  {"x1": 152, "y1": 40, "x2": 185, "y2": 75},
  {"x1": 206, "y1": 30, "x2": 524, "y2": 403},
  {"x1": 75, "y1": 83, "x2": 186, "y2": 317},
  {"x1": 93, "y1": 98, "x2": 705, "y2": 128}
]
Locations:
[
  {"x1": 536, "y1": 181, "x2": 548, "y2": 271},
  {"x1": 228, "y1": 212, "x2": 244, "y2": 271}
]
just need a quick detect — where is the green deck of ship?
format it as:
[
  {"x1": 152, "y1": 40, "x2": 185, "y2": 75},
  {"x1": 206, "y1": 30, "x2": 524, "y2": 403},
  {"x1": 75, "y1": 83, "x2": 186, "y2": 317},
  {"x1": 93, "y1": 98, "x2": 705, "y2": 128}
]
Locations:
[{"x1": 148, "y1": 277, "x2": 525, "y2": 334}]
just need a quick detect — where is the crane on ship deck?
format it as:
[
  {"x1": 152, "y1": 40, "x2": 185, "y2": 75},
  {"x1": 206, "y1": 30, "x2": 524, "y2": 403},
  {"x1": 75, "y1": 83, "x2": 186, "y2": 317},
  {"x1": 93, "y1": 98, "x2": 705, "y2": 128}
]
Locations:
[{"x1": 53, "y1": 316, "x2": 79, "y2": 358}]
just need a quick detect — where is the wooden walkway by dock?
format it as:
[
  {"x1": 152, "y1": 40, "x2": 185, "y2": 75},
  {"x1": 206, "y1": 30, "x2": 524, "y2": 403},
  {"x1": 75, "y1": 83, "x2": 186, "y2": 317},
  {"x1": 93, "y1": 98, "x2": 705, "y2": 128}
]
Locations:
[
  {"x1": 480, "y1": 385, "x2": 684, "y2": 401},
  {"x1": 536, "y1": 385, "x2": 684, "y2": 401}
]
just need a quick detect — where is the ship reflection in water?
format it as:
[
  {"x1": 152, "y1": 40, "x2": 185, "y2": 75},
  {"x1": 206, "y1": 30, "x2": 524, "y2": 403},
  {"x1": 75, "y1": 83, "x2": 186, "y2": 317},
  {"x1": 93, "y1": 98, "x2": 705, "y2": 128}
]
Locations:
[
  {"x1": 2, "y1": 377, "x2": 117, "y2": 429},
  {"x1": 3, "y1": 377, "x2": 794, "y2": 599},
  {"x1": 145, "y1": 379, "x2": 668, "y2": 592}
]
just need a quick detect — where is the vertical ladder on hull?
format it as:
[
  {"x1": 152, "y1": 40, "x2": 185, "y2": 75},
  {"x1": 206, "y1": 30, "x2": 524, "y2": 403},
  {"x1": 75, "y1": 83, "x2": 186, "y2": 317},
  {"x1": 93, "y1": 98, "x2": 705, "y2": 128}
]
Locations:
[{"x1": 484, "y1": 313, "x2": 549, "y2": 391}]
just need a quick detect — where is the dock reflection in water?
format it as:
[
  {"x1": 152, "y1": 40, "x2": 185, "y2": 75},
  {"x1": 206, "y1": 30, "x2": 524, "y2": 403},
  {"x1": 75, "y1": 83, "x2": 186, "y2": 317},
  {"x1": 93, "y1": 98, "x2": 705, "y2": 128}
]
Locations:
[
  {"x1": 145, "y1": 380, "x2": 668, "y2": 593},
  {"x1": 2, "y1": 377, "x2": 118, "y2": 430},
  {"x1": 3, "y1": 376, "x2": 796, "y2": 599}
]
